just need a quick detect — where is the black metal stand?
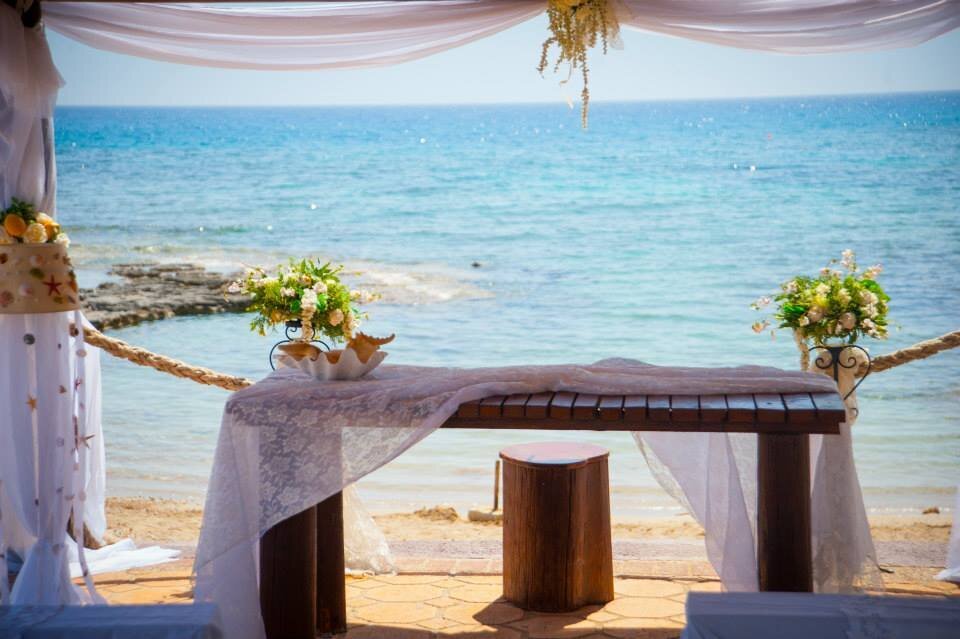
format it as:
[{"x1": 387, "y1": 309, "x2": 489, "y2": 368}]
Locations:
[{"x1": 269, "y1": 320, "x2": 330, "y2": 370}]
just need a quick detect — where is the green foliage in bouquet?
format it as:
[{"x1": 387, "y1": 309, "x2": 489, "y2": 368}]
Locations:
[
  {"x1": 752, "y1": 250, "x2": 889, "y2": 345},
  {"x1": 230, "y1": 258, "x2": 377, "y2": 343}
]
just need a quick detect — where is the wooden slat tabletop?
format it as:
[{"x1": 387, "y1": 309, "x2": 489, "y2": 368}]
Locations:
[{"x1": 444, "y1": 390, "x2": 843, "y2": 434}]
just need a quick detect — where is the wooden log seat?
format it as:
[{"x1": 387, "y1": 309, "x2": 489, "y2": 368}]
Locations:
[{"x1": 500, "y1": 441, "x2": 614, "y2": 612}]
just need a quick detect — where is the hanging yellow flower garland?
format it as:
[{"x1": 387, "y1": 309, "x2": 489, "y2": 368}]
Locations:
[{"x1": 538, "y1": 0, "x2": 620, "y2": 128}]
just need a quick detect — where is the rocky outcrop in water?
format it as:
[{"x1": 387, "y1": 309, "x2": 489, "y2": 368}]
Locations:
[{"x1": 81, "y1": 263, "x2": 246, "y2": 330}]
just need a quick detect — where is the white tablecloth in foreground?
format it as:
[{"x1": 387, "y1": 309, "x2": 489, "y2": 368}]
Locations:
[
  {"x1": 683, "y1": 591, "x2": 960, "y2": 639},
  {"x1": 0, "y1": 604, "x2": 223, "y2": 639}
]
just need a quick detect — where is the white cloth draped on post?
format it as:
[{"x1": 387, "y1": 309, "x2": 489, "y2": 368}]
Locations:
[
  {"x1": 0, "y1": 6, "x2": 101, "y2": 605},
  {"x1": 0, "y1": 4, "x2": 172, "y2": 605},
  {"x1": 637, "y1": 345, "x2": 882, "y2": 594},
  {"x1": 194, "y1": 360, "x2": 840, "y2": 639},
  {"x1": 936, "y1": 486, "x2": 960, "y2": 583},
  {"x1": 42, "y1": 1, "x2": 960, "y2": 70}
]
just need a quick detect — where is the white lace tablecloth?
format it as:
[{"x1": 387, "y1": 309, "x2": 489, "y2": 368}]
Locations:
[{"x1": 193, "y1": 359, "x2": 846, "y2": 639}]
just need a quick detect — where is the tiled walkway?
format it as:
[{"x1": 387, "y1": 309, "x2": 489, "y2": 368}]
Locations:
[{"x1": 89, "y1": 557, "x2": 959, "y2": 638}]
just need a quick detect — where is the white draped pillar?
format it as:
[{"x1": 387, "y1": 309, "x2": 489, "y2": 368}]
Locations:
[{"x1": 0, "y1": 4, "x2": 103, "y2": 605}]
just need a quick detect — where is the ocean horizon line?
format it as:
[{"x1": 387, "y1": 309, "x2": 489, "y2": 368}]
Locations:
[{"x1": 56, "y1": 88, "x2": 960, "y2": 110}]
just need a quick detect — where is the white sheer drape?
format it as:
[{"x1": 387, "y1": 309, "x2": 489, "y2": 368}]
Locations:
[
  {"x1": 0, "y1": 5, "x2": 99, "y2": 605},
  {"x1": 43, "y1": 1, "x2": 545, "y2": 70},
  {"x1": 637, "y1": 346, "x2": 882, "y2": 594},
  {"x1": 2, "y1": 4, "x2": 122, "y2": 605},
  {"x1": 42, "y1": 1, "x2": 960, "y2": 71},
  {"x1": 936, "y1": 486, "x2": 960, "y2": 583},
  {"x1": 617, "y1": 0, "x2": 960, "y2": 54}
]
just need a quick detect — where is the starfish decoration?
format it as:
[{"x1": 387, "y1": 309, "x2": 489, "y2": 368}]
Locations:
[
  {"x1": 73, "y1": 418, "x2": 95, "y2": 451},
  {"x1": 42, "y1": 274, "x2": 62, "y2": 297},
  {"x1": 26, "y1": 395, "x2": 37, "y2": 411}
]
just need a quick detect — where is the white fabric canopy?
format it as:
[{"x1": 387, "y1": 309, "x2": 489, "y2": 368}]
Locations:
[{"x1": 42, "y1": 1, "x2": 960, "y2": 71}]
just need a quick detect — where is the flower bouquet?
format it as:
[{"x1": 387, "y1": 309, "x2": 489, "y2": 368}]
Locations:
[
  {"x1": 751, "y1": 250, "x2": 889, "y2": 346},
  {"x1": 1, "y1": 198, "x2": 70, "y2": 246},
  {"x1": 231, "y1": 258, "x2": 392, "y2": 379}
]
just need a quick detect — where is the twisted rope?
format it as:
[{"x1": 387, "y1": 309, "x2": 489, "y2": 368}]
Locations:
[
  {"x1": 82, "y1": 326, "x2": 254, "y2": 392},
  {"x1": 81, "y1": 325, "x2": 958, "y2": 393},
  {"x1": 869, "y1": 329, "x2": 960, "y2": 373}
]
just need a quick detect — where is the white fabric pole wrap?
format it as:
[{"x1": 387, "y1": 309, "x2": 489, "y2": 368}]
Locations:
[
  {"x1": 40, "y1": 1, "x2": 960, "y2": 71},
  {"x1": 0, "y1": 4, "x2": 107, "y2": 605}
]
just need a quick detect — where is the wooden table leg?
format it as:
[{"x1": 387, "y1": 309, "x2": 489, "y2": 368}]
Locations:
[
  {"x1": 316, "y1": 491, "x2": 347, "y2": 635},
  {"x1": 260, "y1": 505, "x2": 317, "y2": 639},
  {"x1": 757, "y1": 433, "x2": 813, "y2": 592}
]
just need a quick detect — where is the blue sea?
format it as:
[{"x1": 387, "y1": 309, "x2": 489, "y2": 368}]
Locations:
[{"x1": 54, "y1": 93, "x2": 960, "y2": 518}]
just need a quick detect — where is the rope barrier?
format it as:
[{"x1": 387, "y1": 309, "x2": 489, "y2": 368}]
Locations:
[
  {"x1": 83, "y1": 326, "x2": 254, "y2": 392},
  {"x1": 81, "y1": 324, "x2": 959, "y2": 393},
  {"x1": 869, "y1": 329, "x2": 960, "y2": 373}
]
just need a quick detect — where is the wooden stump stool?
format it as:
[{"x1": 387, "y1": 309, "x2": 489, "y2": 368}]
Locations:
[{"x1": 500, "y1": 441, "x2": 614, "y2": 612}]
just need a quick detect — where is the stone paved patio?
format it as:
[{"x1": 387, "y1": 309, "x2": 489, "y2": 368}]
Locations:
[{"x1": 87, "y1": 557, "x2": 959, "y2": 638}]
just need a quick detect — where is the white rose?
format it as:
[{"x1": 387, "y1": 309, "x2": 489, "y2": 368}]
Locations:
[
  {"x1": 837, "y1": 288, "x2": 851, "y2": 305},
  {"x1": 806, "y1": 306, "x2": 823, "y2": 323},
  {"x1": 313, "y1": 281, "x2": 328, "y2": 294},
  {"x1": 280, "y1": 287, "x2": 296, "y2": 298},
  {"x1": 53, "y1": 232, "x2": 70, "y2": 247},
  {"x1": 227, "y1": 282, "x2": 241, "y2": 294},
  {"x1": 783, "y1": 280, "x2": 798, "y2": 294},
  {"x1": 328, "y1": 308, "x2": 344, "y2": 326},
  {"x1": 814, "y1": 283, "x2": 829, "y2": 297},
  {"x1": 839, "y1": 312, "x2": 857, "y2": 330}
]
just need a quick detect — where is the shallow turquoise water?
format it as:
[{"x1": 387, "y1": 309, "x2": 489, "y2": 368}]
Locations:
[{"x1": 54, "y1": 95, "x2": 960, "y2": 517}]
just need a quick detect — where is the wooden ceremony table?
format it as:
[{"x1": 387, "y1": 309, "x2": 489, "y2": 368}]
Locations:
[{"x1": 259, "y1": 389, "x2": 846, "y2": 638}]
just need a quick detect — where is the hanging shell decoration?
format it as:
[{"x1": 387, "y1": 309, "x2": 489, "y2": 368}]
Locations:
[{"x1": 539, "y1": 0, "x2": 621, "y2": 129}]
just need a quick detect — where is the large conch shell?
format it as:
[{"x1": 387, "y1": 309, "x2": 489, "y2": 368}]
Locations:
[
  {"x1": 277, "y1": 341, "x2": 321, "y2": 361},
  {"x1": 347, "y1": 332, "x2": 395, "y2": 364}
]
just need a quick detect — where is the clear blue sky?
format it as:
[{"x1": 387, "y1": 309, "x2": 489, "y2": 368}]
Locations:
[{"x1": 50, "y1": 14, "x2": 960, "y2": 106}]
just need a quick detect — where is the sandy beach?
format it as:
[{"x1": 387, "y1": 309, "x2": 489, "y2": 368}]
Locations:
[{"x1": 105, "y1": 496, "x2": 952, "y2": 547}]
